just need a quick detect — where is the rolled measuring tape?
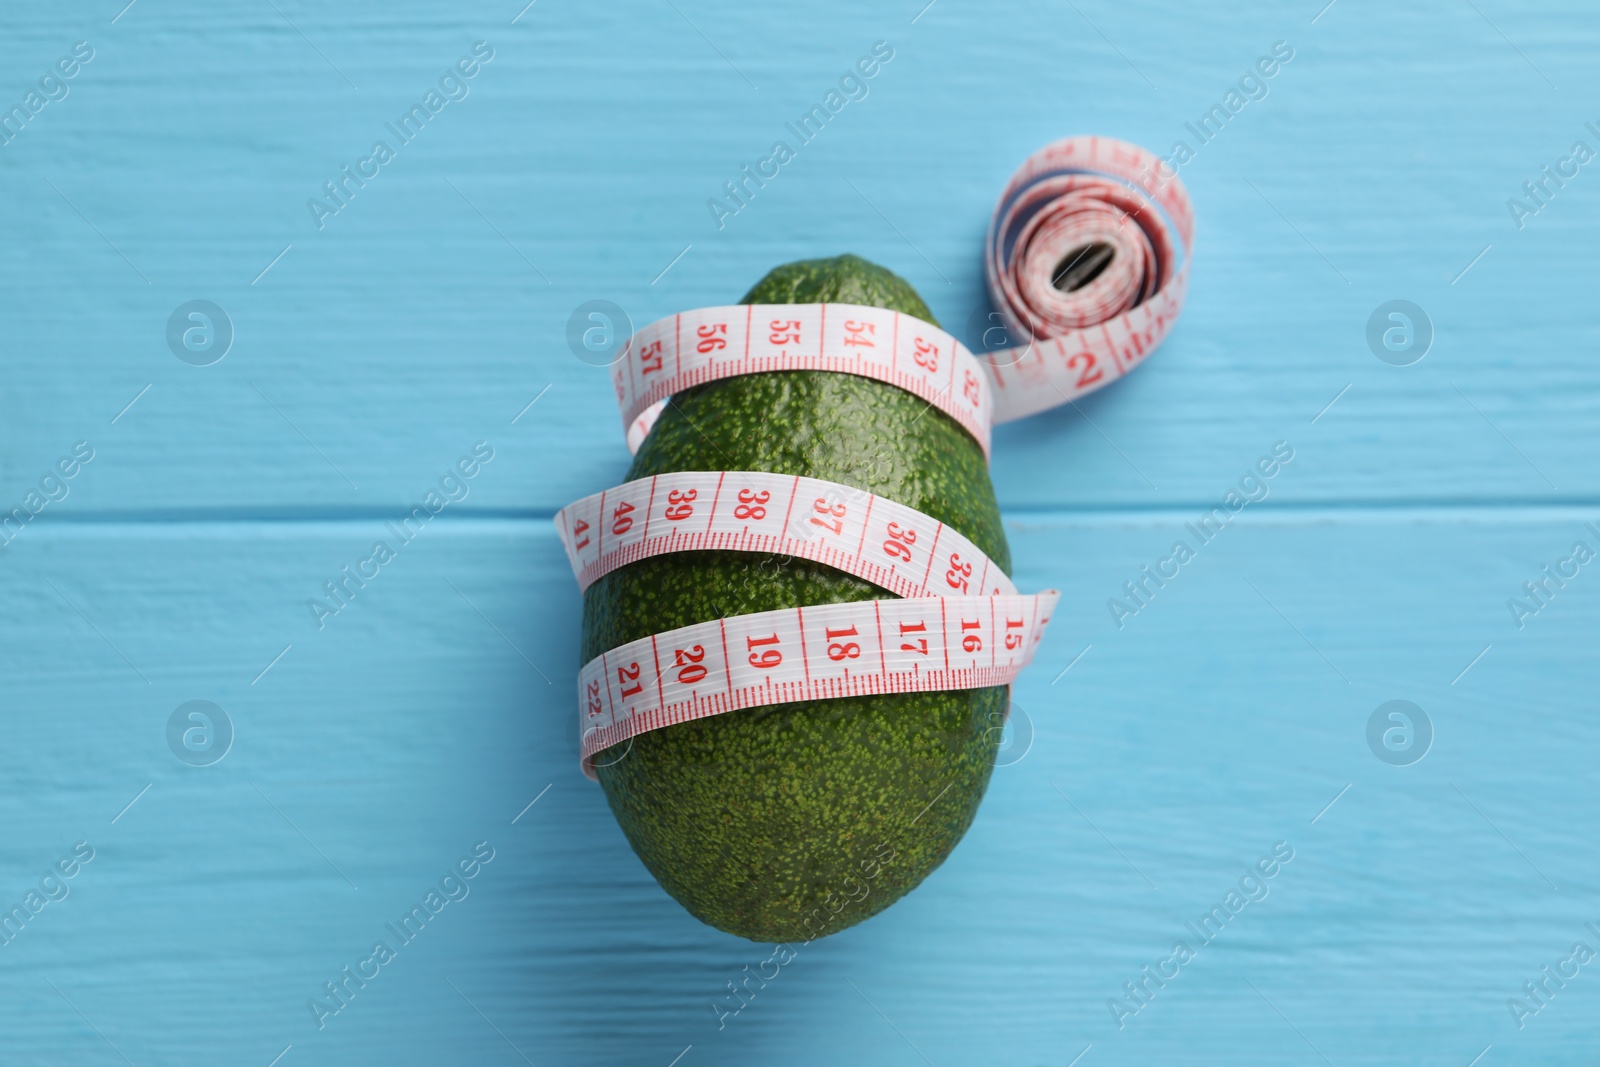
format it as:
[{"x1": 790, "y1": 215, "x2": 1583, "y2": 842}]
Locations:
[{"x1": 562, "y1": 135, "x2": 1192, "y2": 779}]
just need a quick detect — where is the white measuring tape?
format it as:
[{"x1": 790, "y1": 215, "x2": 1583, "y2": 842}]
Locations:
[
  {"x1": 616, "y1": 302, "x2": 999, "y2": 456},
  {"x1": 557, "y1": 471, "x2": 1018, "y2": 599},
  {"x1": 567, "y1": 135, "x2": 1191, "y2": 778},
  {"x1": 578, "y1": 594, "x2": 1058, "y2": 772}
]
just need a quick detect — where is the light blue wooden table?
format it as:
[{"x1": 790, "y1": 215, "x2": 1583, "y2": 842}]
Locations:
[{"x1": 3, "y1": 1, "x2": 1597, "y2": 1064}]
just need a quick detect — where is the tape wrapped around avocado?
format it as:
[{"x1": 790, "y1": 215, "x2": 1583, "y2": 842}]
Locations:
[{"x1": 573, "y1": 137, "x2": 1190, "y2": 942}]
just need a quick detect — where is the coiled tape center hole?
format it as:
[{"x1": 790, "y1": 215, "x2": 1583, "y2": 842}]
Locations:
[{"x1": 1052, "y1": 242, "x2": 1115, "y2": 292}]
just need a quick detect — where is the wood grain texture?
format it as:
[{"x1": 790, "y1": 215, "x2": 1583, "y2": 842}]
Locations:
[{"x1": 1, "y1": 0, "x2": 1597, "y2": 1064}]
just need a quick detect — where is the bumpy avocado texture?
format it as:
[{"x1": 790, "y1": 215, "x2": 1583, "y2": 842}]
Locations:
[{"x1": 582, "y1": 254, "x2": 1011, "y2": 942}]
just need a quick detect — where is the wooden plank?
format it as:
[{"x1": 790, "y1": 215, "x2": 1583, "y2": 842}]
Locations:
[
  {"x1": 0, "y1": 512, "x2": 1594, "y2": 1063},
  {"x1": 0, "y1": 1, "x2": 1594, "y2": 515}
]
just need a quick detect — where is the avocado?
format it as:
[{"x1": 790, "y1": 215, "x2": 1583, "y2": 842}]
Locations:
[{"x1": 582, "y1": 254, "x2": 1011, "y2": 942}]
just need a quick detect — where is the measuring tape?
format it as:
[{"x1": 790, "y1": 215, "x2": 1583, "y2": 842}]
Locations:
[
  {"x1": 578, "y1": 594, "x2": 1058, "y2": 771},
  {"x1": 567, "y1": 135, "x2": 1191, "y2": 778},
  {"x1": 616, "y1": 302, "x2": 999, "y2": 456},
  {"x1": 557, "y1": 471, "x2": 1019, "y2": 599}
]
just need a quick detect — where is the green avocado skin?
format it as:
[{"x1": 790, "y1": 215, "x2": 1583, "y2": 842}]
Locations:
[{"x1": 582, "y1": 254, "x2": 1011, "y2": 942}]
